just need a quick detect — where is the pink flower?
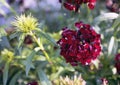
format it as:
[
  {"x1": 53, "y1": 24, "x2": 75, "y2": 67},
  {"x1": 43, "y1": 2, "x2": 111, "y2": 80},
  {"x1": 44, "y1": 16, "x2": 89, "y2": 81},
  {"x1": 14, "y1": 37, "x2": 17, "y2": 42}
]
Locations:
[{"x1": 57, "y1": 21, "x2": 101, "y2": 66}]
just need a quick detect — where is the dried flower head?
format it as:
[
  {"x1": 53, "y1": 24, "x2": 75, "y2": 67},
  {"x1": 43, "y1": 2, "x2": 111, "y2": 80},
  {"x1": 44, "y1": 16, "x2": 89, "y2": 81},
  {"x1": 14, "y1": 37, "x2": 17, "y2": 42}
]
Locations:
[{"x1": 12, "y1": 14, "x2": 38, "y2": 33}]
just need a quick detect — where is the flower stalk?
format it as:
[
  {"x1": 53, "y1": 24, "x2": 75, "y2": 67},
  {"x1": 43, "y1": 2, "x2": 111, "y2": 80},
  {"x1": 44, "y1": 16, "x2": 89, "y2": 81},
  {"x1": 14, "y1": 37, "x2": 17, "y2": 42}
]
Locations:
[
  {"x1": 12, "y1": 14, "x2": 53, "y2": 64},
  {"x1": 30, "y1": 31, "x2": 53, "y2": 64}
]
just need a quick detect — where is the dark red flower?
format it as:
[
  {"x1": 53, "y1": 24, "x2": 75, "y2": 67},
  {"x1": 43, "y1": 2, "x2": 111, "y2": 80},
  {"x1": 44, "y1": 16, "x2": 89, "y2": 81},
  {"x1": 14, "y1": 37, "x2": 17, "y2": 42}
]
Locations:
[
  {"x1": 106, "y1": 0, "x2": 120, "y2": 13},
  {"x1": 115, "y1": 53, "x2": 120, "y2": 74},
  {"x1": 24, "y1": 35, "x2": 33, "y2": 45},
  {"x1": 59, "y1": 0, "x2": 96, "y2": 12},
  {"x1": 27, "y1": 81, "x2": 38, "y2": 85},
  {"x1": 115, "y1": 54, "x2": 120, "y2": 61},
  {"x1": 57, "y1": 21, "x2": 101, "y2": 66},
  {"x1": 63, "y1": 2, "x2": 76, "y2": 11}
]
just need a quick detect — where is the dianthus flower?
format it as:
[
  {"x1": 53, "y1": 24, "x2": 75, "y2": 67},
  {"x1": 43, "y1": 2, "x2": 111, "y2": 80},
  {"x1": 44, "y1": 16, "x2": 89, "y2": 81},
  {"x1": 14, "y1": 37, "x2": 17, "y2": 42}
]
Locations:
[
  {"x1": 115, "y1": 53, "x2": 120, "y2": 74},
  {"x1": 57, "y1": 21, "x2": 101, "y2": 66},
  {"x1": 59, "y1": 0, "x2": 96, "y2": 12}
]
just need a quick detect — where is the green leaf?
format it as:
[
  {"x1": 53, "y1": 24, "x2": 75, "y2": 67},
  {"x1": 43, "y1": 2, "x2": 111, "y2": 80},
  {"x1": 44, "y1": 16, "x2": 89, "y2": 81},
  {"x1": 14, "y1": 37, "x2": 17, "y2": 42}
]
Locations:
[
  {"x1": 111, "y1": 16, "x2": 120, "y2": 29},
  {"x1": 93, "y1": 13, "x2": 119, "y2": 25},
  {"x1": 0, "y1": 28, "x2": 7, "y2": 38},
  {"x1": 0, "y1": 0, "x2": 16, "y2": 15},
  {"x1": 37, "y1": 69, "x2": 52, "y2": 85},
  {"x1": 9, "y1": 71, "x2": 22, "y2": 85},
  {"x1": 0, "y1": 0, "x2": 10, "y2": 8},
  {"x1": 0, "y1": 36, "x2": 11, "y2": 49},
  {"x1": 51, "y1": 67, "x2": 64, "y2": 80},
  {"x1": 18, "y1": 33, "x2": 26, "y2": 48},
  {"x1": 108, "y1": 36, "x2": 118, "y2": 56},
  {"x1": 36, "y1": 29, "x2": 58, "y2": 46},
  {"x1": 9, "y1": 32, "x2": 20, "y2": 40},
  {"x1": 108, "y1": 36, "x2": 115, "y2": 55},
  {"x1": 65, "y1": 66, "x2": 75, "y2": 72},
  {"x1": 3, "y1": 62, "x2": 9, "y2": 85},
  {"x1": 23, "y1": 51, "x2": 35, "y2": 76}
]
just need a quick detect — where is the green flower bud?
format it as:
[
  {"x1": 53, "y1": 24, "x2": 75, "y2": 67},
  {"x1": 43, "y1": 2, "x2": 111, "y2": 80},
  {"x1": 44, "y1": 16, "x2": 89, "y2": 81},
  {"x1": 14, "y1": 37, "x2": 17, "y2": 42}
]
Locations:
[{"x1": 12, "y1": 14, "x2": 38, "y2": 33}]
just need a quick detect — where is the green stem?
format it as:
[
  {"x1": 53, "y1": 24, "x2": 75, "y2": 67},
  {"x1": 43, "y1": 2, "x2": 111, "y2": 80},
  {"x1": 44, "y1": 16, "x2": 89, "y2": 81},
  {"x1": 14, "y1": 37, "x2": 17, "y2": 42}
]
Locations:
[{"x1": 30, "y1": 31, "x2": 53, "y2": 64}]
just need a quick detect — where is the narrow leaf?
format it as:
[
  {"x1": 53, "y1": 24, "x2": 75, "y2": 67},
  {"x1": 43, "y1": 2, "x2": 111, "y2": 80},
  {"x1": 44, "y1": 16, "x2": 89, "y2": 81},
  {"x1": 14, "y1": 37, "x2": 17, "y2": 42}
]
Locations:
[
  {"x1": 23, "y1": 51, "x2": 35, "y2": 76},
  {"x1": 0, "y1": 0, "x2": 16, "y2": 15},
  {"x1": 108, "y1": 36, "x2": 115, "y2": 55},
  {"x1": 18, "y1": 33, "x2": 25, "y2": 48},
  {"x1": 9, "y1": 71, "x2": 22, "y2": 85},
  {"x1": 93, "y1": 13, "x2": 119, "y2": 25},
  {"x1": 37, "y1": 69, "x2": 52, "y2": 85},
  {"x1": 9, "y1": 32, "x2": 20, "y2": 40},
  {"x1": 0, "y1": 28, "x2": 7, "y2": 38},
  {"x1": 111, "y1": 16, "x2": 120, "y2": 29},
  {"x1": 36, "y1": 29, "x2": 57, "y2": 46},
  {"x1": 3, "y1": 62, "x2": 9, "y2": 85}
]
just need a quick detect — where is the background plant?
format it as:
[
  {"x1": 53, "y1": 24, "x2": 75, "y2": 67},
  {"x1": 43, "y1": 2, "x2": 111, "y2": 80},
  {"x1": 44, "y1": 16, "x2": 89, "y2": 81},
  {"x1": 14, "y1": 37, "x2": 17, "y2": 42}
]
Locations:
[{"x1": 0, "y1": 0, "x2": 120, "y2": 85}]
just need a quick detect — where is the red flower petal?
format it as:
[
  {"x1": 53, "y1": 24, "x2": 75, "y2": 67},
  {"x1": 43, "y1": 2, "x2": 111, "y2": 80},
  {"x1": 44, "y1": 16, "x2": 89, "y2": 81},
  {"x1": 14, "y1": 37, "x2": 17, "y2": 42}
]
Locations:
[
  {"x1": 57, "y1": 21, "x2": 101, "y2": 66},
  {"x1": 63, "y1": 2, "x2": 76, "y2": 11}
]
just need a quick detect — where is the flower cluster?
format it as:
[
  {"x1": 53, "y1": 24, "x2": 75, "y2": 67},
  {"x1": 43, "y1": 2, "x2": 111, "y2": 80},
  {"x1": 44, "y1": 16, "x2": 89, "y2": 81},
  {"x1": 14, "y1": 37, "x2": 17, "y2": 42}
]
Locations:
[
  {"x1": 115, "y1": 53, "x2": 120, "y2": 74},
  {"x1": 59, "y1": 0, "x2": 96, "y2": 12},
  {"x1": 57, "y1": 21, "x2": 101, "y2": 66}
]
